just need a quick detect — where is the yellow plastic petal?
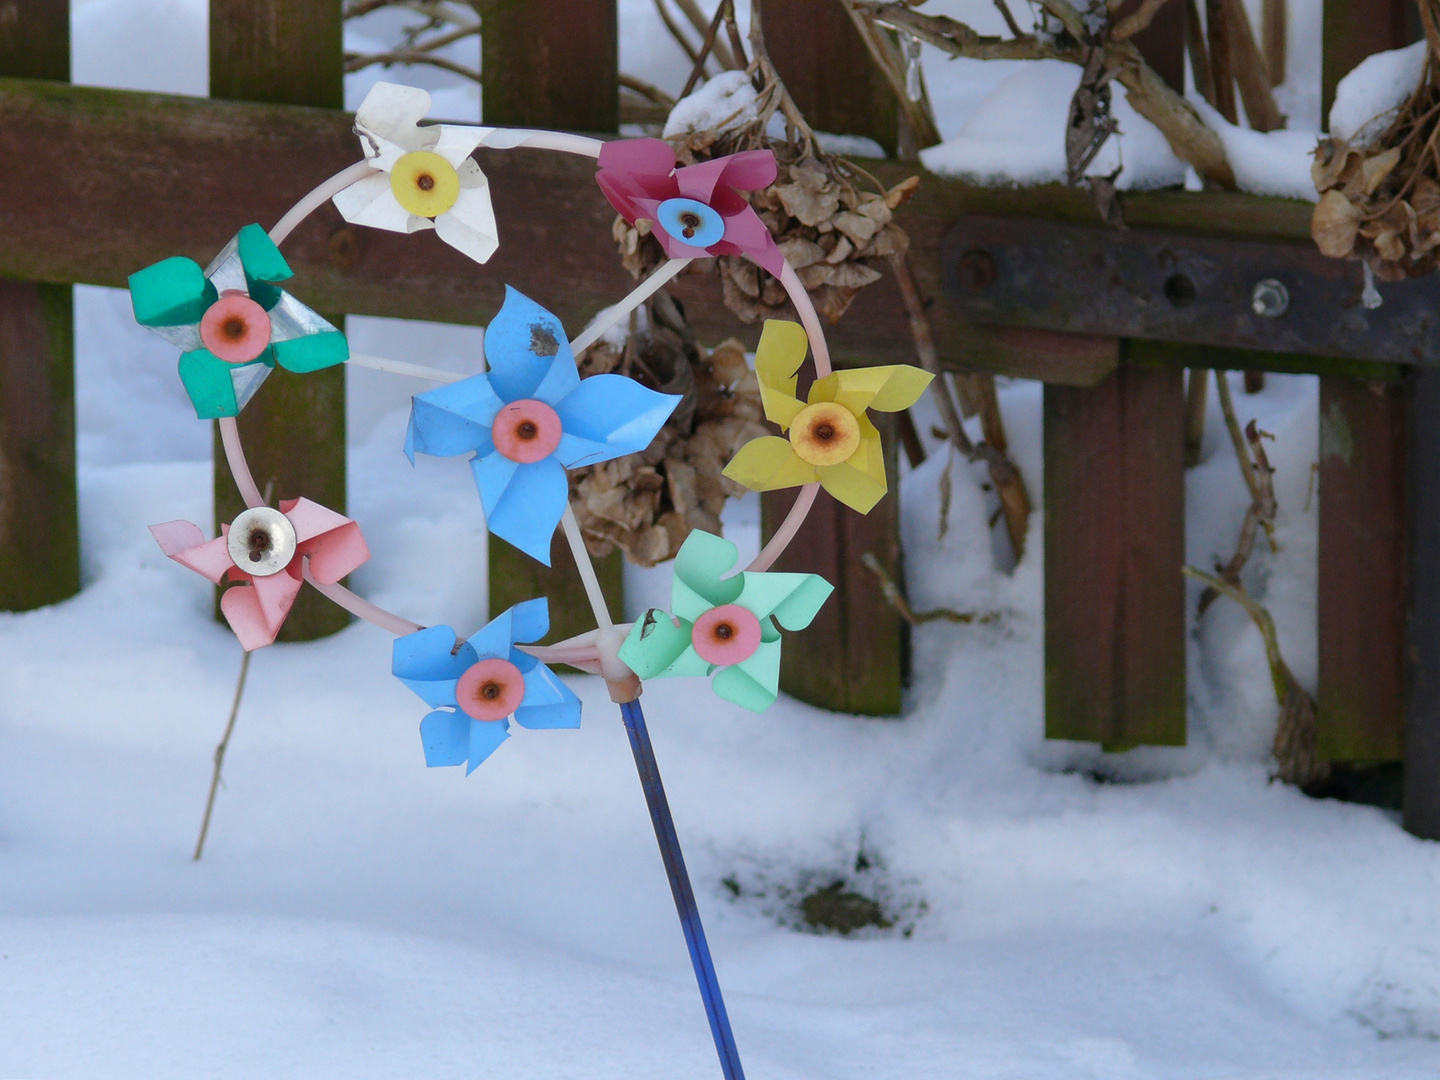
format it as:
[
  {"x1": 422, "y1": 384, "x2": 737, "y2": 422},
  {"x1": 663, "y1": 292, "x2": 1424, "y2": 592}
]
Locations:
[
  {"x1": 816, "y1": 424, "x2": 887, "y2": 514},
  {"x1": 808, "y1": 365, "x2": 933, "y2": 415},
  {"x1": 755, "y1": 320, "x2": 809, "y2": 430},
  {"x1": 722, "y1": 436, "x2": 819, "y2": 492}
]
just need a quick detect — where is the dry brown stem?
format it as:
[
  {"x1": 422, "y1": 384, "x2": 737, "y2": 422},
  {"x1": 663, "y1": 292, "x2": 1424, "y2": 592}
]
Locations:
[
  {"x1": 841, "y1": 0, "x2": 943, "y2": 150},
  {"x1": 1183, "y1": 566, "x2": 1329, "y2": 787},
  {"x1": 889, "y1": 252, "x2": 1031, "y2": 561},
  {"x1": 1112, "y1": 0, "x2": 1172, "y2": 41},
  {"x1": 857, "y1": 1, "x2": 1237, "y2": 187},
  {"x1": 861, "y1": 553, "x2": 1001, "y2": 625}
]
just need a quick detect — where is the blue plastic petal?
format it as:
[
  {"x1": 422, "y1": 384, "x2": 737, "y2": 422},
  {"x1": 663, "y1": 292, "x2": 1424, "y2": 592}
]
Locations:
[
  {"x1": 476, "y1": 455, "x2": 568, "y2": 565},
  {"x1": 467, "y1": 601, "x2": 525, "y2": 661},
  {"x1": 420, "y1": 709, "x2": 471, "y2": 767},
  {"x1": 553, "y1": 374, "x2": 681, "y2": 469},
  {"x1": 471, "y1": 449, "x2": 521, "y2": 510},
  {"x1": 483, "y1": 287, "x2": 575, "y2": 404},
  {"x1": 514, "y1": 665, "x2": 581, "y2": 729},
  {"x1": 506, "y1": 597, "x2": 550, "y2": 646},
  {"x1": 393, "y1": 626, "x2": 476, "y2": 708},
  {"x1": 406, "y1": 374, "x2": 504, "y2": 464},
  {"x1": 467, "y1": 718, "x2": 511, "y2": 774}
]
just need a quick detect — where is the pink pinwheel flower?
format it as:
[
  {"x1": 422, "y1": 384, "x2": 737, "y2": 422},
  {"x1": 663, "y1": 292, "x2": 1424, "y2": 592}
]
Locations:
[
  {"x1": 150, "y1": 498, "x2": 370, "y2": 651},
  {"x1": 595, "y1": 138, "x2": 784, "y2": 275}
]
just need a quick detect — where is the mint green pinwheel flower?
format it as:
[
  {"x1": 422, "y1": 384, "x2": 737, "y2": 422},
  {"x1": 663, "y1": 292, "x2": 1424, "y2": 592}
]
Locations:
[{"x1": 618, "y1": 529, "x2": 832, "y2": 712}]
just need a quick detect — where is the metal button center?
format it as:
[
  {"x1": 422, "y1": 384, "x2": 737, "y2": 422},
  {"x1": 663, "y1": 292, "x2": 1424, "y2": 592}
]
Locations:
[{"x1": 226, "y1": 506, "x2": 297, "y2": 577}]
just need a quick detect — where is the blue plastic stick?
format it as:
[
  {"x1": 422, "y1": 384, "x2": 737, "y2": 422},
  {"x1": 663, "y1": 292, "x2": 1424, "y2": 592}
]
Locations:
[{"x1": 619, "y1": 699, "x2": 746, "y2": 1080}]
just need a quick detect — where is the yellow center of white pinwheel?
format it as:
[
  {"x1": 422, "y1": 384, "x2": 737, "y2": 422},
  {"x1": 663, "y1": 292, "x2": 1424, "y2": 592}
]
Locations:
[
  {"x1": 789, "y1": 401, "x2": 860, "y2": 467},
  {"x1": 390, "y1": 151, "x2": 460, "y2": 218}
]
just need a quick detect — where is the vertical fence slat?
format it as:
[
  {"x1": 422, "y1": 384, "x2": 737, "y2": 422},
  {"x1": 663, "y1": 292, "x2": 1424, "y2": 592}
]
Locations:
[
  {"x1": 1045, "y1": 365, "x2": 1187, "y2": 748},
  {"x1": 759, "y1": 0, "x2": 908, "y2": 715},
  {"x1": 479, "y1": 0, "x2": 624, "y2": 645},
  {"x1": 1318, "y1": 378, "x2": 1406, "y2": 761},
  {"x1": 0, "y1": 0, "x2": 76, "y2": 612},
  {"x1": 478, "y1": 0, "x2": 618, "y2": 133},
  {"x1": 761, "y1": 0, "x2": 897, "y2": 155},
  {"x1": 1407, "y1": 371, "x2": 1440, "y2": 835},
  {"x1": 1315, "y1": 1, "x2": 1414, "y2": 797},
  {"x1": 1043, "y1": 12, "x2": 1187, "y2": 749},
  {"x1": 209, "y1": 0, "x2": 348, "y2": 642},
  {"x1": 762, "y1": 416, "x2": 905, "y2": 716}
]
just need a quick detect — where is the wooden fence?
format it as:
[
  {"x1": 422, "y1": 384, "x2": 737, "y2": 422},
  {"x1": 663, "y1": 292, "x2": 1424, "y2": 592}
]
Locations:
[{"x1": 2, "y1": 0, "x2": 1438, "y2": 836}]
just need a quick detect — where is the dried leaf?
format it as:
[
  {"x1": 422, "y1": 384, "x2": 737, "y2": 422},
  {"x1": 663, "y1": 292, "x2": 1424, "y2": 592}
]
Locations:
[
  {"x1": 884, "y1": 175, "x2": 920, "y2": 210},
  {"x1": 1362, "y1": 146, "x2": 1402, "y2": 195},
  {"x1": 1312, "y1": 190, "x2": 1361, "y2": 258}
]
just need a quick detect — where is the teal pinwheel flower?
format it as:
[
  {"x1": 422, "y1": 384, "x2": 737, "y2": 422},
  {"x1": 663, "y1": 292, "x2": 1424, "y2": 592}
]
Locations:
[
  {"x1": 128, "y1": 224, "x2": 348, "y2": 418},
  {"x1": 618, "y1": 530, "x2": 832, "y2": 712}
]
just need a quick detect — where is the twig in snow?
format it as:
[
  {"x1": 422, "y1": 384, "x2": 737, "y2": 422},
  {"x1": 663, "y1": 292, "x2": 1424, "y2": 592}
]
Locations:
[
  {"x1": 1199, "y1": 372, "x2": 1277, "y2": 614},
  {"x1": 862, "y1": 553, "x2": 1001, "y2": 625},
  {"x1": 1183, "y1": 565, "x2": 1329, "y2": 788},
  {"x1": 194, "y1": 648, "x2": 252, "y2": 861}
]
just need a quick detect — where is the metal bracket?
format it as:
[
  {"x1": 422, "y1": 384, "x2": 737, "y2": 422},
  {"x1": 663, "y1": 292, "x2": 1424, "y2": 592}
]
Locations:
[{"x1": 942, "y1": 215, "x2": 1440, "y2": 366}]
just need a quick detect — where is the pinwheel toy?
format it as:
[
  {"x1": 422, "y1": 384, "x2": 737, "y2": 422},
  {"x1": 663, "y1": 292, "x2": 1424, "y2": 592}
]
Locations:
[{"x1": 134, "y1": 80, "x2": 933, "y2": 1080}]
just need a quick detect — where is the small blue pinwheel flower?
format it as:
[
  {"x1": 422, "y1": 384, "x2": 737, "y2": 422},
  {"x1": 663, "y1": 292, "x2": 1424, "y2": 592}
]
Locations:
[
  {"x1": 392, "y1": 598, "x2": 581, "y2": 774},
  {"x1": 128, "y1": 224, "x2": 348, "y2": 418},
  {"x1": 405, "y1": 287, "x2": 681, "y2": 564}
]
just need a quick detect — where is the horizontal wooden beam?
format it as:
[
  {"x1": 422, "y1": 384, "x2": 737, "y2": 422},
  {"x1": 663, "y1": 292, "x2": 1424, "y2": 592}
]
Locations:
[{"x1": 0, "y1": 78, "x2": 1317, "y2": 377}]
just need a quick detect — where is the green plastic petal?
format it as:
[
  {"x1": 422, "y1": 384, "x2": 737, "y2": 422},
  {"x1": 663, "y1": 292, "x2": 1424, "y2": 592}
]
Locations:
[
  {"x1": 236, "y1": 223, "x2": 293, "y2": 285},
  {"x1": 712, "y1": 639, "x2": 782, "y2": 712},
  {"x1": 737, "y1": 572, "x2": 833, "y2": 631},
  {"x1": 273, "y1": 330, "x2": 349, "y2": 373},
  {"x1": 618, "y1": 609, "x2": 694, "y2": 678},
  {"x1": 178, "y1": 349, "x2": 240, "y2": 418},
  {"x1": 671, "y1": 530, "x2": 745, "y2": 620},
  {"x1": 129, "y1": 257, "x2": 216, "y2": 327}
]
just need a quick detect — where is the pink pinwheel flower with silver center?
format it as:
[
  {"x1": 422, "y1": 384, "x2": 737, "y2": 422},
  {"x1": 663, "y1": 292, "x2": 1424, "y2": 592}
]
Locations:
[
  {"x1": 595, "y1": 138, "x2": 784, "y2": 276},
  {"x1": 150, "y1": 498, "x2": 370, "y2": 651}
]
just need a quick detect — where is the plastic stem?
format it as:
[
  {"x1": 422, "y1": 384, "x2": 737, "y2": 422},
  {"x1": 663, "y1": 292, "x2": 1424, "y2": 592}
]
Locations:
[
  {"x1": 269, "y1": 160, "x2": 379, "y2": 247},
  {"x1": 569, "y1": 258, "x2": 692, "y2": 357},
  {"x1": 302, "y1": 560, "x2": 424, "y2": 636},
  {"x1": 619, "y1": 698, "x2": 746, "y2": 1080},
  {"x1": 561, "y1": 504, "x2": 613, "y2": 631},
  {"x1": 218, "y1": 417, "x2": 265, "y2": 509}
]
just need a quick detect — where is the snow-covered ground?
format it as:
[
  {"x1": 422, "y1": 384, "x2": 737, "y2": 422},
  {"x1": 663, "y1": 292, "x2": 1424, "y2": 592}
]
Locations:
[{"x1": 5, "y1": 3, "x2": 1439, "y2": 1078}]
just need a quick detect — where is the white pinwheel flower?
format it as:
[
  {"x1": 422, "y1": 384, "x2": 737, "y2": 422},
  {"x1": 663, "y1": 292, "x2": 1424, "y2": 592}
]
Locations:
[{"x1": 333, "y1": 82, "x2": 500, "y2": 264}]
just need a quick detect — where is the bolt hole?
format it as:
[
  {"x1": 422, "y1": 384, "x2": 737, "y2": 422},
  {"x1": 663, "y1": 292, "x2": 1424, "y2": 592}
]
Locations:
[{"x1": 1164, "y1": 274, "x2": 1197, "y2": 307}]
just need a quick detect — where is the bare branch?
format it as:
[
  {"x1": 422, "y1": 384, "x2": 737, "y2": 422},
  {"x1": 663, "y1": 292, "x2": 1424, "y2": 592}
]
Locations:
[
  {"x1": 620, "y1": 73, "x2": 677, "y2": 109},
  {"x1": 674, "y1": 0, "x2": 739, "y2": 69},
  {"x1": 1034, "y1": 0, "x2": 1088, "y2": 40},
  {"x1": 655, "y1": 0, "x2": 705, "y2": 68},
  {"x1": 343, "y1": 50, "x2": 480, "y2": 80},
  {"x1": 992, "y1": 0, "x2": 1025, "y2": 38},
  {"x1": 862, "y1": 553, "x2": 1001, "y2": 625},
  {"x1": 1112, "y1": 0, "x2": 1172, "y2": 41}
]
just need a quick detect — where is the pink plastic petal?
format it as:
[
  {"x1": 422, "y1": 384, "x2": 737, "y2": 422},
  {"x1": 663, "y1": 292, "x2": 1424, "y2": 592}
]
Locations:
[
  {"x1": 691, "y1": 604, "x2": 763, "y2": 666},
  {"x1": 220, "y1": 571, "x2": 303, "y2": 650},
  {"x1": 301, "y1": 521, "x2": 370, "y2": 584},
  {"x1": 455, "y1": 657, "x2": 526, "y2": 720},
  {"x1": 200, "y1": 291, "x2": 272, "y2": 364},
  {"x1": 715, "y1": 150, "x2": 779, "y2": 192},
  {"x1": 673, "y1": 157, "x2": 732, "y2": 205},
  {"x1": 597, "y1": 137, "x2": 677, "y2": 178},
  {"x1": 716, "y1": 207, "x2": 786, "y2": 276},
  {"x1": 150, "y1": 520, "x2": 234, "y2": 584},
  {"x1": 279, "y1": 497, "x2": 352, "y2": 544},
  {"x1": 491, "y1": 399, "x2": 563, "y2": 464}
]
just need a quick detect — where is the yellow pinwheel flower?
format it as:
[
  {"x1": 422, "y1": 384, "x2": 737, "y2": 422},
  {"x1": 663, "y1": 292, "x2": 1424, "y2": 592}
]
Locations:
[{"x1": 722, "y1": 320, "x2": 933, "y2": 514}]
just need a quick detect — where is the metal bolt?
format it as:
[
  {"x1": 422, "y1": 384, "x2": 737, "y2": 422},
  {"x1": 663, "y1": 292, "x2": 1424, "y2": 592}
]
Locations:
[
  {"x1": 1250, "y1": 278, "x2": 1289, "y2": 318},
  {"x1": 227, "y1": 506, "x2": 297, "y2": 577}
]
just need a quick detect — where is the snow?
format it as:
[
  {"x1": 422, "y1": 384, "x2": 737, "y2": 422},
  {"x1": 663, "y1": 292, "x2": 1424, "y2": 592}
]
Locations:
[
  {"x1": 9, "y1": 2, "x2": 1440, "y2": 1078},
  {"x1": 665, "y1": 70, "x2": 761, "y2": 138},
  {"x1": 1193, "y1": 99, "x2": 1321, "y2": 203},
  {"x1": 1329, "y1": 39, "x2": 1429, "y2": 143},
  {"x1": 920, "y1": 59, "x2": 1187, "y2": 190}
]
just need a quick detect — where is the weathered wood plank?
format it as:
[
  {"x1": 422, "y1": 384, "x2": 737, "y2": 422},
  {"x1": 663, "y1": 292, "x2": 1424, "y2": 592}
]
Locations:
[
  {"x1": 479, "y1": 0, "x2": 624, "y2": 633},
  {"x1": 1045, "y1": 365, "x2": 1187, "y2": 747},
  {"x1": 1407, "y1": 368, "x2": 1440, "y2": 837},
  {"x1": 763, "y1": 0, "x2": 897, "y2": 155},
  {"x1": 761, "y1": 416, "x2": 905, "y2": 716},
  {"x1": 1317, "y1": 377, "x2": 1406, "y2": 761},
  {"x1": 209, "y1": 0, "x2": 348, "y2": 642},
  {"x1": 478, "y1": 0, "x2": 617, "y2": 133},
  {"x1": 0, "y1": 1, "x2": 76, "y2": 613},
  {"x1": 1314, "y1": 0, "x2": 1414, "y2": 785},
  {"x1": 0, "y1": 80, "x2": 1325, "y2": 377}
]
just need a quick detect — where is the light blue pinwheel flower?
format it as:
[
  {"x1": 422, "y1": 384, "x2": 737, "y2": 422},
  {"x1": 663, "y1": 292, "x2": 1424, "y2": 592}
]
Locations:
[
  {"x1": 128, "y1": 224, "x2": 348, "y2": 418},
  {"x1": 617, "y1": 530, "x2": 833, "y2": 712},
  {"x1": 392, "y1": 598, "x2": 580, "y2": 774},
  {"x1": 405, "y1": 287, "x2": 681, "y2": 564}
]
